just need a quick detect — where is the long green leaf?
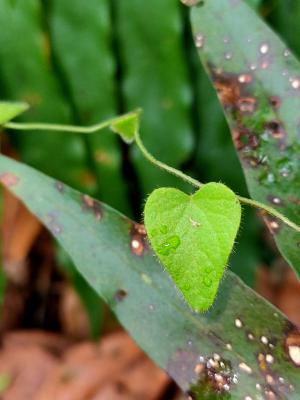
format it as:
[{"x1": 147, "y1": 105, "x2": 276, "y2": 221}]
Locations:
[
  {"x1": 192, "y1": 3, "x2": 262, "y2": 286},
  {"x1": 190, "y1": 0, "x2": 300, "y2": 276},
  {"x1": 1, "y1": 155, "x2": 299, "y2": 399}
]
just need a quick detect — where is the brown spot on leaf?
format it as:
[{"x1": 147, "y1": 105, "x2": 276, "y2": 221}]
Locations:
[
  {"x1": 168, "y1": 350, "x2": 237, "y2": 397},
  {"x1": 257, "y1": 353, "x2": 268, "y2": 372},
  {"x1": 285, "y1": 329, "x2": 300, "y2": 367},
  {"x1": 189, "y1": 355, "x2": 236, "y2": 397},
  {"x1": 242, "y1": 155, "x2": 265, "y2": 168},
  {"x1": 209, "y1": 66, "x2": 255, "y2": 116},
  {"x1": 233, "y1": 127, "x2": 259, "y2": 151},
  {"x1": 211, "y1": 69, "x2": 241, "y2": 111},
  {"x1": 130, "y1": 223, "x2": 148, "y2": 256},
  {"x1": 0, "y1": 172, "x2": 19, "y2": 187},
  {"x1": 265, "y1": 121, "x2": 286, "y2": 140},
  {"x1": 81, "y1": 194, "x2": 102, "y2": 221},
  {"x1": 262, "y1": 213, "x2": 282, "y2": 235},
  {"x1": 114, "y1": 289, "x2": 128, "y2": 303},
  {"x1": 269, "y1": 96, "x2": 281, "y2": 110},
  {"x1": 267, "y1": 195, "x2": 285, "y2": 207},
  {"x1": 264, "y1": 390, "x2": 277, "y2": 400},
  {"x1": 237, "y1": 97, "x2": 257, "y2": 114},
  {"x1": 257, "y1": 352, "x2": 294, "y2": 397}
]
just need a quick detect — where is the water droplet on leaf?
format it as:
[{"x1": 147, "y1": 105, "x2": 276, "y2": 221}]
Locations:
[
  {"x1": 235, "y1": 318, "x2": 243, "y2": 328},
  {"x1": 224, "y1": 52, "x2": 233, "y2": 60},
  {"x1": 160, "y1": 225, "x2": 168, "y2": 234},
  {"x1": 203, "y1": 276, "x2": 212, "y2": 287},
  {"x1": 260, "y1": 43, "x2": 269, "y2": 54},
  {"x1": 195, "y1": 33, "x2": 205, "y2": 49},
  {"x1": 157, "y1": 235, "x2": 180, "y2": 256}
]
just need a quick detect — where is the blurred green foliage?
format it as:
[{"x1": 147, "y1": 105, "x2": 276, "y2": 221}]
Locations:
[{"x1": 0, "y1": 0, "x2": 297, "y2": 334}]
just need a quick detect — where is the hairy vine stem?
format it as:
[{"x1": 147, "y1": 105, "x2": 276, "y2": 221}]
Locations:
[
  {"x1": 5, "y1": 116, "x2": 125, "y2": 134},
  {"x1": 4, "y1": 112, "x2": 300, "y2": 234},
  {"x1": 134, "y1": 128, "x2": 300, "y2": 233}
]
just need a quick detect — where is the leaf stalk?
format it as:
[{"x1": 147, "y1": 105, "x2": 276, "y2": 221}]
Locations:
[{"x1": 4, "y1": 113, "x2": 300, "y2": 234}]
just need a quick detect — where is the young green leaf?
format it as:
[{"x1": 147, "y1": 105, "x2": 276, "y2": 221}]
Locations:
[
  {"x1": 0, "y1": 101, "x2": 29, "y2": 125},
  {"x1": 109, "y1": 111, "x2": 140, "y2": 144},
  {"x1": 190, "y1": 0, "x2": 300, "y2": 277},
  {"x1": 1, "y1": 155, "x2": 300, "y2": 398},
  {"x1": 144, "y1": 183, "x2": 241, "y2": 311}
]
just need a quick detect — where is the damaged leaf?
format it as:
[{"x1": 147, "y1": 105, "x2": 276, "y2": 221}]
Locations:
[
  {"x1": 190, "y1": 0, "x2": 300, "y2": 277},
  {"x1": 1, "y1": 154, "x2": 300, "y2": 398}
]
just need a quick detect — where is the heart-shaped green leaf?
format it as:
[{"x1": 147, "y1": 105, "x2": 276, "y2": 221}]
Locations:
[{"x1": 144, "y1": 182, "x2": 241, "y2": 311}]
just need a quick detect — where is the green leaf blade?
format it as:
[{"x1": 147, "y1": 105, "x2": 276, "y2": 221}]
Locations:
[
  {"x1": 190, "y1": 0, "x2": 300, "y2": 276},
  {"x1": 1, "y1": 155, "x2": 300, "y2": 398},
  {"x1": 144, "y1": 183, "x2": 241, "y2": 311}
]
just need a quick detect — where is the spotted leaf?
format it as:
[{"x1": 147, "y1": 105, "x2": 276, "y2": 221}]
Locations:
[
  {"x1": 1, "y1": 154, "x2": 300, "y2": 398},
  {"x1": 0, "y1": 2, "x2": 299, "y2": 397},
  {"x1": 190, "y1": 0, "x2": 300, "y2": 277},
  {"x1": 144, "y1": 183, "x2": 241, "y2": 311}
]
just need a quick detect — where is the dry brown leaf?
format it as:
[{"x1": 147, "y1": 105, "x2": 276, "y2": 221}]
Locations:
[
  {"x1": 59, "y1": 284, "x2": 91, "y2": 340},
  {"x1": 0, "y1": 345, "x2": 58, "y2": 400},
  {"x1": 35, "y1": 333, "x2": 143, "y2": 400},
  {"x1": 2, "y1": 189, "x2": 42, "y2": 285},
  {"x1": 91, "y1": 357, "x2": 169, "y2": 400}
]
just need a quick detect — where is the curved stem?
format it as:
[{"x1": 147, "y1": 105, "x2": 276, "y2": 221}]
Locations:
[
  {"x1": 238, "y1": 196, "x2": 300, "y2": 233},
  {"x1": 134, "y1": 130, "x2": 300, "y2": 233},
  {"x1": 134, "y1": 128, "x2": 202, "y2": 188},
  {"x1": 4, "y1": 115, "x2": 300, "y2": 234},
  {"x1": 5, "y1": 116, "x2": 120, "y2": 134}
]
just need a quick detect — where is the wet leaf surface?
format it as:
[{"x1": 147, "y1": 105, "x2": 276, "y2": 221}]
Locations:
[
  {"x1": 190, "y1": 0, "x2": 300, "y2": 278},
  {"x1": 1, "y1": 155, "x2": 300, "y2": 399},
  {"x1": 144, "y1": 183, "x2": 241, "y2": 311},
  {"x1": 192, "y1": 1, "x2": 263, "y2": 288}
]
